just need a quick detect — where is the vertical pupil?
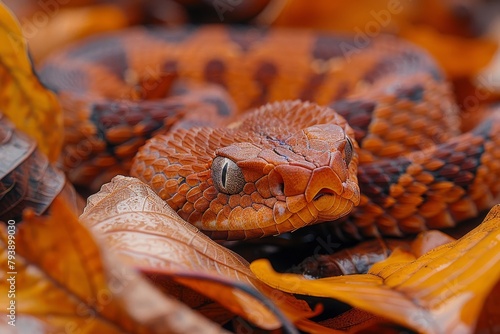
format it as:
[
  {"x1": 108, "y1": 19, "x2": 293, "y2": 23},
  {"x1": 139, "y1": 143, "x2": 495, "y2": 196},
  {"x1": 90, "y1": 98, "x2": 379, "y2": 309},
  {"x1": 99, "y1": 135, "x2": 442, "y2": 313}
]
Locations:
[
  {"x1": 221, "y1": 161, "x2": 228, "y2": 188},
  {"x1": 345, "y1": 138, "x2": 353, "y2": 164}
]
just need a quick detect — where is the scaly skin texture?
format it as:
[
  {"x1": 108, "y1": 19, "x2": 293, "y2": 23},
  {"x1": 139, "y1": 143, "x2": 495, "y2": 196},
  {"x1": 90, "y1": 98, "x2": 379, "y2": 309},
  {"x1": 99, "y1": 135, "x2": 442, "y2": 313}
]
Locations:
[
  {"x1": 132, "y1": 101, "x2": 360, "y2": 239},
  {"x1": 39, "y1": 26, "x2": 500, "y2": 240}
]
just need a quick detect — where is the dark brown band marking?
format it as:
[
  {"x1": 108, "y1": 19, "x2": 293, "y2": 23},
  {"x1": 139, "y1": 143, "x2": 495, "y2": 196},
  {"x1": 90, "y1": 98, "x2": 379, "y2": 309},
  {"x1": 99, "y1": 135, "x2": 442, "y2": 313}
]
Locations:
[
  {"x1": 312, "y1": 35, "x2": 365, "y2": 61},
  {"x1": 330, "y1": 100, "x2": 376, "y2": 142},
  {"x1": 250, "y1": 61, "x2": 278, "y2": 108},
  {"x1": 204, "y1": 59, "x2": 227, "y2": 88}
]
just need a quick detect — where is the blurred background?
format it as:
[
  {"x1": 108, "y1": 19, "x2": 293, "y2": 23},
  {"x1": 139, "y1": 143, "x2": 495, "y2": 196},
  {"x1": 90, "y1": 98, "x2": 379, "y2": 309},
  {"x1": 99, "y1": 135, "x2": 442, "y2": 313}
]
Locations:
[{"x1": 3, "y1": 0, "x2": 500, "y2": 127}]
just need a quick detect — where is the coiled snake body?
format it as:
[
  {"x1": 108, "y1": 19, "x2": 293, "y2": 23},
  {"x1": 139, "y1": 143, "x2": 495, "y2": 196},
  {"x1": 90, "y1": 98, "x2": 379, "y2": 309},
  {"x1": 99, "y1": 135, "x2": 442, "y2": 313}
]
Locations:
[{"x1": 39, "y1": 26, "x2": 500, "y2": 240}]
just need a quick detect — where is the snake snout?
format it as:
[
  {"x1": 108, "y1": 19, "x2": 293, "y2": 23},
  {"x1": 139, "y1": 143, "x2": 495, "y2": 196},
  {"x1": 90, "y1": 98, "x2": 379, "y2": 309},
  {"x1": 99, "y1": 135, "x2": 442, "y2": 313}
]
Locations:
[
  {"x1": 304, "y1": 164, "x2": 361, "y2": 221},
  {"x1": 305, "y1": 166, "x2": 344, "y2": 202}
]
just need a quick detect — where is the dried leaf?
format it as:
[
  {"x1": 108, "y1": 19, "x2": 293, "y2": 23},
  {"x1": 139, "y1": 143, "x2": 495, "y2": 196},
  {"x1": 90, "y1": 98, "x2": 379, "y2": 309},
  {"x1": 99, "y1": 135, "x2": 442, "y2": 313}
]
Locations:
[
  {"x1": 401, "y1": 26, "x2": 498, "y2": 78},
  {"x1": 0, "y1": 3, "x2": 62, "y2": 161},
  {"x1": 474, "y1": 18, "x2": 500, "y2": 100},
  {"x1": 251, "y1": 205, "x2": 500, "y2": 333},
  {"x1": 27, "y1": 5, "x2": 130, "y2": 63},
  {"x1": 268, "y1": 0, "x2": 416, "y2": 32},
  {"x1": 269, "y1": 0, "x2": 497, "y2": 80},
  {"x1": 0, "y1": 114, "x2": 83, "y2": 221},
  {"x1": 0, "y1": 196, "x2": 228, "y2": 334},
  {"x1": 80, "y1": 175, "x2": 317, "y2": 331}
]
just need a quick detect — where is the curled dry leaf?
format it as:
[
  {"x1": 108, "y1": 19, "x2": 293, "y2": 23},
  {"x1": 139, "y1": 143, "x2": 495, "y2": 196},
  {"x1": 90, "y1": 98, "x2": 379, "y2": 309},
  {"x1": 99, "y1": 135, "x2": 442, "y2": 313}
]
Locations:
[
  {"x1": 0, "y1": 3, "x2": 62, "y2": 161},
  {"x1": 0, "y1": 197, "x2": 228, "y2": 334},
  {"x1": 0, "y1": 114, "x2": 82, "y2": 222},
  {"x1": 80, "y1": 175, "x2": 317, "y2": 331},
  {"x1": 251, "y1": 205, "x2": 500, "y2": 334}
]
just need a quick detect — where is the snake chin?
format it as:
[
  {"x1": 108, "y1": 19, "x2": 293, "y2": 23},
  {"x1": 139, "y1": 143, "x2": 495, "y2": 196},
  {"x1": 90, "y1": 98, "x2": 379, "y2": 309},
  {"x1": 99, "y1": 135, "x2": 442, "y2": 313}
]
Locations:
[
  {"x1": 305, "y1": 176, "x2": 360, "y2": 222},
  {"x1": 313, "y1": 193, "x2": 356, "y2": 222}
]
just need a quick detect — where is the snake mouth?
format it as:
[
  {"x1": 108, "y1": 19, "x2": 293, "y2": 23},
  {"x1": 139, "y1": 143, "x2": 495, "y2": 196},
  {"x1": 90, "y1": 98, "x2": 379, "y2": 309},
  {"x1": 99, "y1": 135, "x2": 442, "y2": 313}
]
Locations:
[
  {"x1": 312, "y1": 188, "x2": 337, "y2": 201},
  {"x1": 314, "y1": 195, "x2": 355, "y2": 221},
  {"x1": 308, "y1": 178, "x2": 360, "y2": 222}
]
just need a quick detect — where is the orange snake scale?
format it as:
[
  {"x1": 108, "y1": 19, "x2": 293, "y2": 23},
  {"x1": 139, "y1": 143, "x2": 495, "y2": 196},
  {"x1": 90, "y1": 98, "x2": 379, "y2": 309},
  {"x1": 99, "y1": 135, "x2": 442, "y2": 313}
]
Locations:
[{"x1": 39, "y1": 26, "x2": 500, "y2": 240}]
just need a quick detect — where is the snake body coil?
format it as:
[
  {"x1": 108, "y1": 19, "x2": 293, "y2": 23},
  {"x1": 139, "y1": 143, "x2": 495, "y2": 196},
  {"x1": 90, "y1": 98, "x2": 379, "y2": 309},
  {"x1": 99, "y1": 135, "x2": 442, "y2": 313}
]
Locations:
[{"x1": 39, "y1": 26, "x2": 500, "y2": 240}]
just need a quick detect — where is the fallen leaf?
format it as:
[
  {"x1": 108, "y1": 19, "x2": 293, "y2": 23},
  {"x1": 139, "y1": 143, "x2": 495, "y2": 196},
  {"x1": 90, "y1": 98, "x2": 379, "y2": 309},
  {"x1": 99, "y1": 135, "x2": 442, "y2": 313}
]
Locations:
[
  {"x1": 410, "y1": 230, "x2": 456, "y2": 257},
  {"x1": 473, "y1": 17, "x2": 500, "y2": 101},
  {"x1": 268, "y1": 0, "x2": 497, "y2": 81},
  {"x1": 0, "y1": 3, "x2": 62, "y2": 161},
  {"x1": 0, "y1": 113, "x2": 83, "y2": 221},
  {"x1": 251, "y1": 205, "x2": 500, "y2": 333},
  {"x1": 0, "y1": 196, "x2": 228, "y2": 334},
  {"x1": 26, "y1": 4, "x2": 130, "y2": 63},
  {"x1": 401, "y1": 25, "x2": 498, "y2": 79},
  {"x1": 267, "y1": 0, "x2": 415, "y2": 33},
  {"x1": 80, "y1": 175, "x2": 317, "y2": 331}
]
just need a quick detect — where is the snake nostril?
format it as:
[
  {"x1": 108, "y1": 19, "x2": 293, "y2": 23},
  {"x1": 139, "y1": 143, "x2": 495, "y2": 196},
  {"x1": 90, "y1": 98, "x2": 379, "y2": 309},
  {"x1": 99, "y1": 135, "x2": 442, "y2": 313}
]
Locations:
[
  {"x1": 313, "y1": 188, "x2": 336, "y2": 201},
  {"x1": 271, "y1": 182, "x2": 285, "y2": 196},
  {"x1": 269, "y1": 169, "x2": 285, "y2": 196}
]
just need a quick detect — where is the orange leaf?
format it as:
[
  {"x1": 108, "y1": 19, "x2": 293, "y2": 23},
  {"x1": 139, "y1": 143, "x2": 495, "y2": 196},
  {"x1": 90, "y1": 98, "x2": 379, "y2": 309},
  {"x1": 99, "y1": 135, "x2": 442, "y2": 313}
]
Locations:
[
  {"x1": 251, "y1": 205, "x2": 500, "y2": 334},
  {"x1": 401, "y1": 26, "x2": 498, "y2": 78},
  {"x1": 0, "y1": 3, "x2": 62, "y2": 161},
  {"x1": 0, "y1": 196, "x2": 228, "y2": 333},
  {"x1": 80, "y1": 175, "x2": 317, "y2": 331},
  {"x1": 26, "y1": 5, "x2": 130, "y2": 63}
]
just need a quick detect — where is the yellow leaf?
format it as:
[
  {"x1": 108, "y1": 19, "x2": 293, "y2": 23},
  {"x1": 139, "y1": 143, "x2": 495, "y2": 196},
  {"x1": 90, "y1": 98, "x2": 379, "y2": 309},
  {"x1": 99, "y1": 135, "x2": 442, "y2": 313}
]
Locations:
[
  {"x1": 25, "y1": 5, "x2": 130, "y2": 63},
  {"x1": 0, "y1": 196, "x2": 228, "y2": 333},
  {"x1": 0, "y1": 3, "x2": 62, "y2": 161},
  {"x1": 251, "y1": 205, "x2": 500, "y2": 334}
]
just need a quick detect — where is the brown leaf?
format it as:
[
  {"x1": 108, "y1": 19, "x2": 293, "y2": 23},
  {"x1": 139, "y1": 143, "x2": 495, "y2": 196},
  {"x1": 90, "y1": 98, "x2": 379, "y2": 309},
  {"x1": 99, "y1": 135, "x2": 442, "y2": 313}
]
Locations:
[
  {"x1": 0, "y1": 196, "x2": 228, "y2": 334},
  {"x1": 0, "y1": 3, "x2": 63, "y2": 161},
  {"x1": 0, "y1": 114, "x2": 83, "y2": 222},
  {"x1": 80, "y1": 175, "x2": 317, "y2": 331},
  {"x1": 251, "y1": 205, "x2": 500, "y2": 333}
]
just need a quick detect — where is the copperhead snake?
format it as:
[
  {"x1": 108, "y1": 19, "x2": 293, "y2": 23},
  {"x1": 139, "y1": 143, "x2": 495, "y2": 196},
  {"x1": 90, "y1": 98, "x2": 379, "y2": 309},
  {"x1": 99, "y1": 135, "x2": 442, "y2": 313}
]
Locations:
[{"x1": 38, "y1": 25, "x2": 500, "y2": 240}]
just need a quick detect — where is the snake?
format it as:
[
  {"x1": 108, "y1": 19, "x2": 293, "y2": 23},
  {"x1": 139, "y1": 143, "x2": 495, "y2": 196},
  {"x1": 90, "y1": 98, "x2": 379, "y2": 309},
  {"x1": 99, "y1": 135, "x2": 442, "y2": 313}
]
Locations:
[{"x1": 38, "y1": 25, "x2": 500, "y2": 240}]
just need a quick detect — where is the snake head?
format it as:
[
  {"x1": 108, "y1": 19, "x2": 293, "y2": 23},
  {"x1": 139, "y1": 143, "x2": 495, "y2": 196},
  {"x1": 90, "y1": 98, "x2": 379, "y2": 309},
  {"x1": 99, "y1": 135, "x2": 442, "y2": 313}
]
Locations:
[
  {"x1": 207, "y1": 121, "x2": 360, "y2": 239},
  {"x1": 132, "y1": 101, "x2": 360, "y2": 240}
]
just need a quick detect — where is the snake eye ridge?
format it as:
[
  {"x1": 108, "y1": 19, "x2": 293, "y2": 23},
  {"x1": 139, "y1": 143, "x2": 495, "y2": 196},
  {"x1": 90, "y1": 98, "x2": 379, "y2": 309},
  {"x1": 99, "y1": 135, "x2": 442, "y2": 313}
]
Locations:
[
  {"x1": 211, "y1": 156, "x2": 246, "y2": 194},
  {"x1": 344, "y1": 137, "x2": 354, "y2": 166}
]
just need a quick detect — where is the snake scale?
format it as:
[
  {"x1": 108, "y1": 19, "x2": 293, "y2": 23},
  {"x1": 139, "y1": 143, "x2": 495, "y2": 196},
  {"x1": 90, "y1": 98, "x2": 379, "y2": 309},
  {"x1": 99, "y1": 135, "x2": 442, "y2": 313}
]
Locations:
[{"x1": 38, "y1": 25, "x2": 500, "y2": 240}]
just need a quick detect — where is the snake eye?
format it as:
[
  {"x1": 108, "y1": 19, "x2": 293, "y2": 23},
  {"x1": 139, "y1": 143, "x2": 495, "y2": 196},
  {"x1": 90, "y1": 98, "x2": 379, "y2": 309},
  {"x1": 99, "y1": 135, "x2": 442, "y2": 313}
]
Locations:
[
  {"x1": 344, "y1": 137, "x2": 354, "y2": 166},
  {"x1": 211, "y1": 156, "x2": 246, "y2": 194}
]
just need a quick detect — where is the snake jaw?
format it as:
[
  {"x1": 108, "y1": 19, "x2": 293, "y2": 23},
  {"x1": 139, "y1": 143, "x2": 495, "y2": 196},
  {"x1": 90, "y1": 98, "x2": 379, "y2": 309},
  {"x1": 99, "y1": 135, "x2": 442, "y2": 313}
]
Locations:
[{"x1": 301, "y1": 160, "x2": 360, "y2": 222}]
